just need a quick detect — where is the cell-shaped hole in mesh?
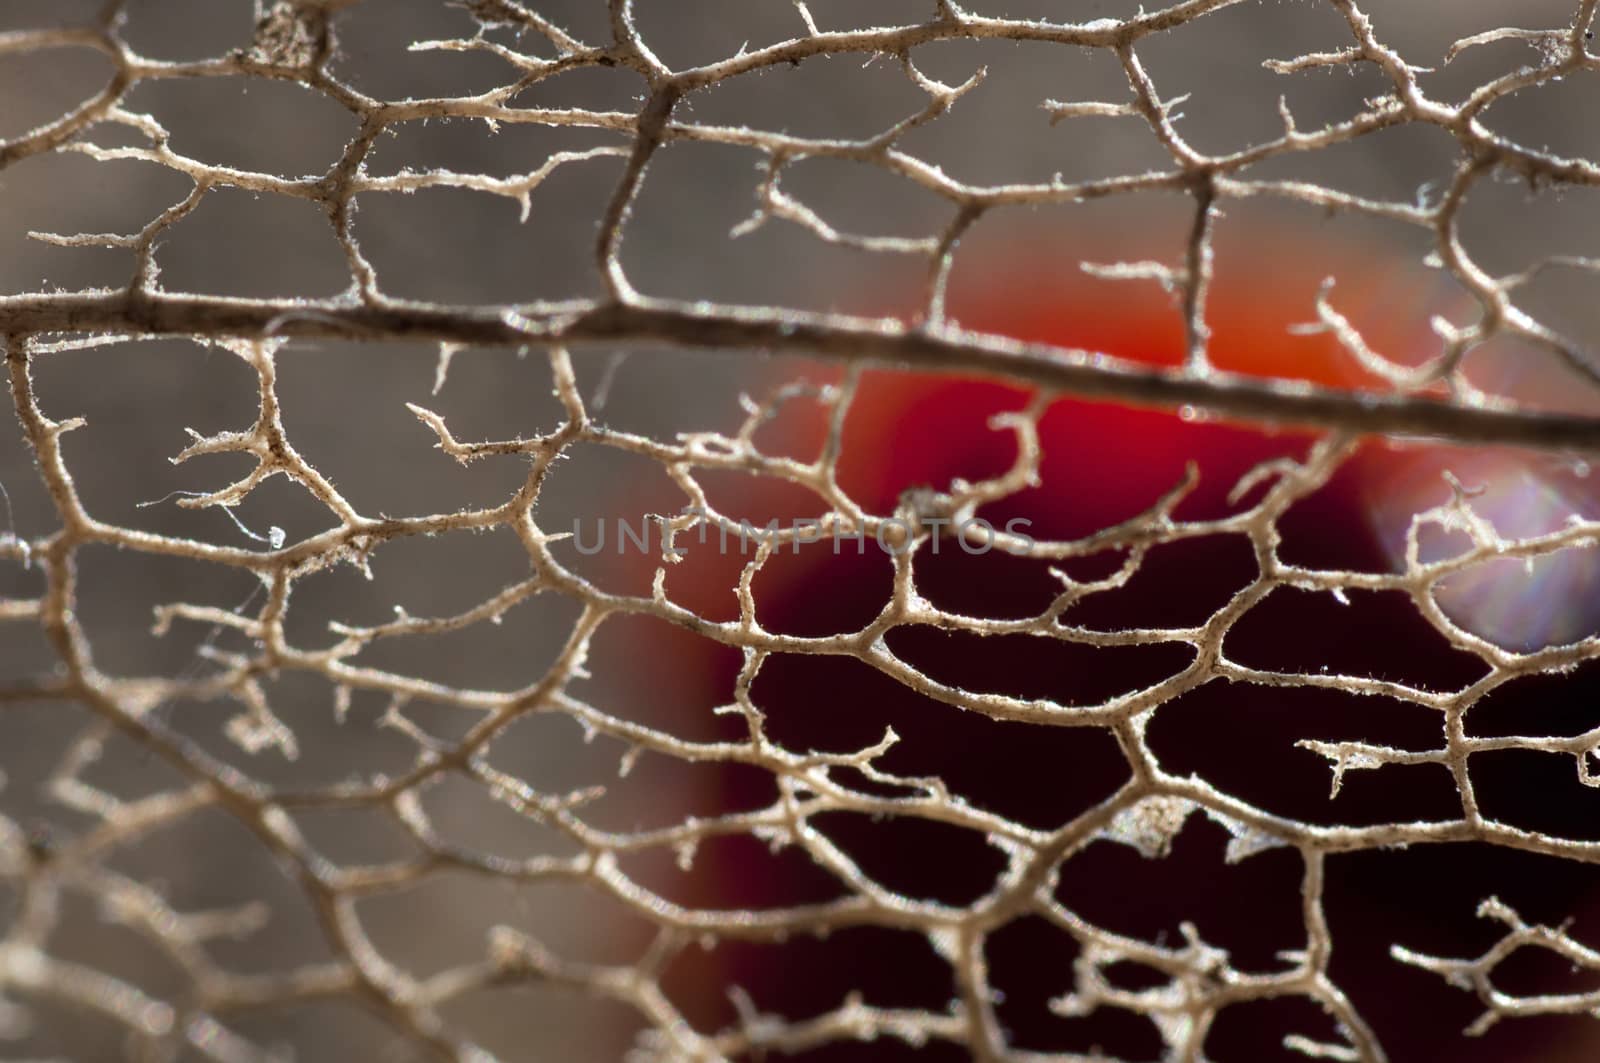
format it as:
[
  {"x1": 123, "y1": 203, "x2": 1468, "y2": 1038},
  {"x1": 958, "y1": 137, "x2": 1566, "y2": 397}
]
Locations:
[
  {"x1": 748, "y1": 545, "x2": 895, "y2": 638},
  {"x1": 1273, "y1": 446, "x2": 1398, "y2": 575},
  {"x1": 1471, "y1": 748, "x2": 1600, "y2": 842},
  {"x1": 778, "y1": 154, "x2": 956, "y2": 250},
  {"x1": 752, "y1": 651, "x2": 1130, "y2": 830},
  {"x1": 422, "y1": 345, "x2": 573, "y2": 432},
  {"x1": 1223, "y1": 585, "x2": 1490, "y2": 692},
  {"x1": 884, "y1": 624, "x2": 1196, "y2": 709},
  {"x1": 354, "y1": 179, "x2": 616, "y2": 305},
  {"x1": 1055, "y1": 816, "x2": 1308, "y2": 976},
  {"x1": 1047, "y1": 533, "x2": 1262, "y2": 632},
  {"x1": 663, "y1": 924, "x2": 956, "y2": 1037},
  {"x1": 807, "y1": 810, "x2": 1006, "y2": 906},
  {"x1": 741, "y1": 654, "x2": 923, "y2": 764},
  {"x1": 512, "y1": 60, "x2": 648, "y2": 111},
  {"x1": 680, "y1": 38, "x2": 927, "y2": 136},
  {"x1": 366, "y1": 115, "x2": 625, "y2": 181},
  {"x1": 1467, "y1": 657, "x2": 1600, "y2": 740},
  {"x1": 305, "y1": 534, "x2": 582, "y2": 693},
  {"x1": 910, "y1": 547, "x2": 1111, "y2": 623},
  {"x1": 1147, "y1": 681, "x2": 1459, "y2": 828},
  {"x1": 122, "y1": 76, "x2": 356, "y2": 178},
  {"x1": 154, "y1": 188, "x2": 351, "y2": 299}
]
